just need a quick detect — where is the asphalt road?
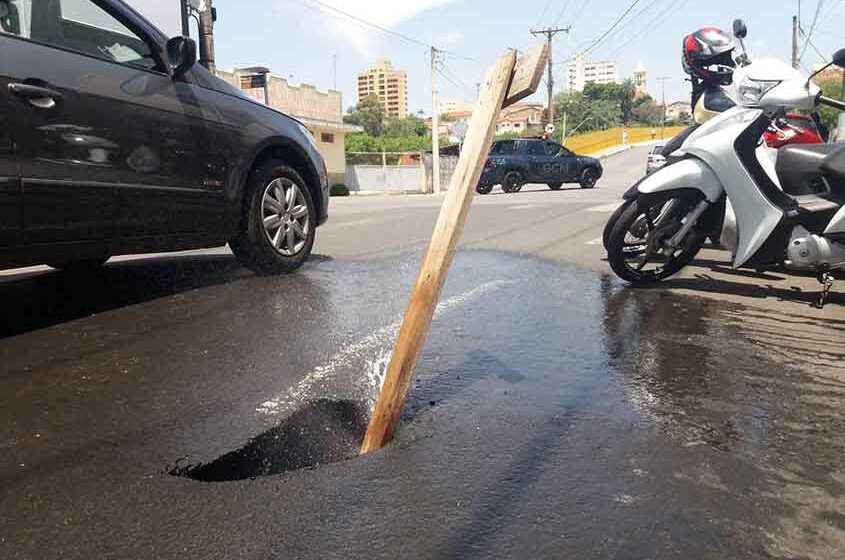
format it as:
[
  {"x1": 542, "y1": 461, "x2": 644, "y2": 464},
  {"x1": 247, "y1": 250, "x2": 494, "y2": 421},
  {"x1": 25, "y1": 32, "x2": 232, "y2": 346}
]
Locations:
[{"x1": 2, "y1": 145, "x2": 844, "y2": 559}]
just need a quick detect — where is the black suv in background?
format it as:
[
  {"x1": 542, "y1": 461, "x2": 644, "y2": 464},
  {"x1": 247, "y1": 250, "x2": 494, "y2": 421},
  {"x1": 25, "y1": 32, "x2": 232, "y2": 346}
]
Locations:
[
  {"x1": 0, "y1": 0, "x2": 328, "y2": 274},
  {"x1": 476, "y1": 138, "x2": 603, "y2": 194}
]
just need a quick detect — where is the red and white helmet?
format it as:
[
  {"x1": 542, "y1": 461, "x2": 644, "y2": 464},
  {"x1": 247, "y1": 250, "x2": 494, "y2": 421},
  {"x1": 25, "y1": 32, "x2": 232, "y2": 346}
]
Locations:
[{"x1": 682, "y1": 27, "x2": 736, "y2": 85}]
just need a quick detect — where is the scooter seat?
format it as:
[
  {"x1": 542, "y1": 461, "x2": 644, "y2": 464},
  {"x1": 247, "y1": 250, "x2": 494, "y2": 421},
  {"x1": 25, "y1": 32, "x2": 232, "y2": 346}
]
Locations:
[
  {"x1": 777, "y1": 144, "x2": 840, "y2": 196},
  {"x1": 820, "y1": 144, "x2": 845, "y2": 185}
]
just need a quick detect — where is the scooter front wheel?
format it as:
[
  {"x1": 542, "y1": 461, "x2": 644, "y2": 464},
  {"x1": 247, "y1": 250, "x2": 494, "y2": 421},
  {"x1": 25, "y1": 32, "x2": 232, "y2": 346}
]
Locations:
[{"x1": 606, "y1": 191, "x2": 707, "y2": 284}]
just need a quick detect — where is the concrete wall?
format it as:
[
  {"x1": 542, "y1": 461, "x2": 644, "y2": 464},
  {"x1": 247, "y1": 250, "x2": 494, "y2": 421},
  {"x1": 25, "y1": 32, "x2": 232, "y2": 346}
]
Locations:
[
  {"x1": 345, "y1": 165, "x2": 425, "y2": 193},
  {"x1": 315, "y1": 129, "x2": 347, "y2": 186},
  {"x1": 217, "y1": 70, "x2": 343, "y2": 123}
]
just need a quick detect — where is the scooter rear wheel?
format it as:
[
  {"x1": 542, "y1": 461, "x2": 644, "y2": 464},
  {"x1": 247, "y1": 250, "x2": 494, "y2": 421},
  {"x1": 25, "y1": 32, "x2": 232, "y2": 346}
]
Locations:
[{"x1": 607, "y1": 191, "x2": 707, "y2": 284}]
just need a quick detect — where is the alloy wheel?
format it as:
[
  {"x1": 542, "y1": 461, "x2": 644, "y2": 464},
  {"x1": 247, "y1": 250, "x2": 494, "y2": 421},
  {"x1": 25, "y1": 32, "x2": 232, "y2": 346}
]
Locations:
[{"x1": 261, "y1": 178, "x2": 311, "y2": 256}]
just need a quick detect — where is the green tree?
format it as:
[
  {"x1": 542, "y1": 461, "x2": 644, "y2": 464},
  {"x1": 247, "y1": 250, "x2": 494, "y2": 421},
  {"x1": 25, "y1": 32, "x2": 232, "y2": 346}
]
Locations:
[
  {"x1": 383, "y1": 115, "x2": 428, "y2": 137},
  {"x1": 631, "y1": 102, "x2": 664, "y2": 126},
  {"x1": 816, "y1": 79, "x2": 842, "y2": 134},
  {"x1": 620, "y1": 79, "x2": 637, "y2": 125},
  {"x1": 343, "y1": 94, "x2": 385, "y2": 136}
]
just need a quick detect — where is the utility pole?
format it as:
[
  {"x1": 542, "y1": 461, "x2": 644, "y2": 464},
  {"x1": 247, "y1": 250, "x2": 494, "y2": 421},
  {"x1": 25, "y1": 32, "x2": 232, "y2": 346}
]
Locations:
[
  {"x1": 197, "y1": 0, "x2": 216, "y2": 73},
  {"x1": 530, "y1": 26, "x2": 571, "y2": 128},
  {"x1": 179, "y1": 0, "x2": 190, "y2": 36},
  {"x1": 431, "y1": 46, "x2": 442, "y2": 194},
  {"x1": 657, "y1": 76, "x2": 670, "y2": 139},
  {"x1": 792, "y1": 14, "x2": 800, "y2": 69}
]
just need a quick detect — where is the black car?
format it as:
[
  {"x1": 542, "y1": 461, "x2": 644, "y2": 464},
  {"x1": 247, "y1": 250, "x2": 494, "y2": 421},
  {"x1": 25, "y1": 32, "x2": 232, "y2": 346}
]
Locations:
[
  {"x1": 476, "y1": 138, "x2": 603, "y2": 194},
  {"x1": 0, "y1": 0, "x2": 328, "y2": 274}
]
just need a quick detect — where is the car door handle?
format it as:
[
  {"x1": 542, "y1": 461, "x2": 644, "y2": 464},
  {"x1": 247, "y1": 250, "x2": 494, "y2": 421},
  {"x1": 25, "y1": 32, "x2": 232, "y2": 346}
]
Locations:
[{"x1": 9, "y1": 83, "x2": 63, "y2": 109}]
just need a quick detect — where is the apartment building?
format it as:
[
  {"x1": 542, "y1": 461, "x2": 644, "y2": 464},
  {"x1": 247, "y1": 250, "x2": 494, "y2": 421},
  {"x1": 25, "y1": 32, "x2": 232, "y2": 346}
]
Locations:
[{"x1": 357, "y1": 58, "x2": 409, "y2": 119}]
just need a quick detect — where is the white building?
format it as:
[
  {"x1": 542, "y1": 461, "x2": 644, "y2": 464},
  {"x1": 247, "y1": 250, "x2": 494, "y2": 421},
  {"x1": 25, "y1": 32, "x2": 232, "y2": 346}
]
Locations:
[
  {"x1": 566, "y1": 55, "x2": 619, "y2": 92},
  {"x1": 633, "y1": 62, "x2": 648, "y2": 96},
  {"x1": 439, "y1": 100, "x2": 474, "y2": 116}
]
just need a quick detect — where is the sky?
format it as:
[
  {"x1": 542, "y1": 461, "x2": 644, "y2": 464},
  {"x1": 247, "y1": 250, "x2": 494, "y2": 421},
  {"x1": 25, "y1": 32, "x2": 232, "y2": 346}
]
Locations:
[{"x1": 134, "y1": 0, "x2": 845, "y2": 114}]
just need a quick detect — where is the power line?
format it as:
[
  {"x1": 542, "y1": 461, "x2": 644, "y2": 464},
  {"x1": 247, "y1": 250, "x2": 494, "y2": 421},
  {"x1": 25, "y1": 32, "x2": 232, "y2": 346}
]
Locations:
[
  {"x1": 291, "y1": 0, "x2": 429, "y2": 48},
  {"x1": 590, "y1": 0, "x2": 664, "y2": 54},
  {"x1": 535, "y1": 0, "x2": 554, "y2": 28},
  {"x1": 799, "y1": 0, "x2": 825, "y2": 62},
  {"x1": 603, "y1": 0, "x2": 690, "y2": 59},
  {"x1": 582, "y1": 0, "x2": 643, "y2": 56},
  {"x1": 290, "y1": 0, "x2": 478, "y2": 62},
  {"x1": 551, "y1": 0, "x2": 573, "y2": 27}
]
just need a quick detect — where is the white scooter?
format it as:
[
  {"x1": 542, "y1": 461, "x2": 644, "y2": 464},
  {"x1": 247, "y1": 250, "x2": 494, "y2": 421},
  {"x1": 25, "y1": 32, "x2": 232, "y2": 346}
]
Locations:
[{"x1": 605, "y1": 49, "x2": 845, "y2": 307}]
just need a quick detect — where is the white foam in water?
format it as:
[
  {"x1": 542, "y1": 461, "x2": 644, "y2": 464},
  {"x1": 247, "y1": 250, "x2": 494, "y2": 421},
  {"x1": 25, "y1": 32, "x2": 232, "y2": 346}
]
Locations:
[{"x1": 256, "y1": 280, "x2": 512, "y2": 417}]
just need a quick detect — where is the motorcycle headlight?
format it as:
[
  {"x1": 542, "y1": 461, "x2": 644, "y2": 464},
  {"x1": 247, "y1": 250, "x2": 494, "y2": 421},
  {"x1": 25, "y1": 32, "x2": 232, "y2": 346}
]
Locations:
[{"x1": 737, "y1": 79, "x2": 781, "y2": 106}]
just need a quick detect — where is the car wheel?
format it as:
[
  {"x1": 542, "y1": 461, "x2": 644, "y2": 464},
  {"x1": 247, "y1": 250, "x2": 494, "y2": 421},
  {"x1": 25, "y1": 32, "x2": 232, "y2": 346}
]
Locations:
[
  {"x1": 48, "y1": 257, "x2": 110, "y2": 272},
  {"x1": 476, "y1": 183, "x2": 493, "y2": 195},
  {"x1": 579, "y1": 167, "x2": 599, "y2": 189},
  {"x1": 230, "y1": 160, "x2": 316, "y2": 275},
  {"x1": 548, "y1": 182, "x2": 563, "y2": 190},
  {"x1": 502, "y1": 171, "x2": 523, "y2": 193}
]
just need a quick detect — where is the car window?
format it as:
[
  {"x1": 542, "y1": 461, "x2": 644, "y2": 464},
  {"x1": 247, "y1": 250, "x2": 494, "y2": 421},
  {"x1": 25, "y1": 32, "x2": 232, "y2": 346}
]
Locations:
[
  {"x1": 0, "y1": 0, "x2": 158, "y2": 71},
  {"x1": 560, "y1": 146, "x2": 574, "y2": 157},
  {"x1": 491, "y1": 140, "x2": 518, "y2": 155},
  {"x1": 527, "y1": 141, "x2": 546, "y2": 156},
  {"x1": 545, "y1": 142, "x2": 564, "y2": 156}
]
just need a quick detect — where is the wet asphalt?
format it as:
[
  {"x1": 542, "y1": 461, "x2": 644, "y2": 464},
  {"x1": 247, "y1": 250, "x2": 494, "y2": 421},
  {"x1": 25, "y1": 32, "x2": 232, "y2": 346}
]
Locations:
[{"x1": 2, "y1": 147, "x2": 845, "y2": 559}]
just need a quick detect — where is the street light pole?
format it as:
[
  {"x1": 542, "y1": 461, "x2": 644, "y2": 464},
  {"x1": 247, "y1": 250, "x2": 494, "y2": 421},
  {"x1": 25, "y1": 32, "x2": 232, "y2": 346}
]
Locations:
[{"x1": 657, "y1": 76, "x2": 670, "y2": 139}]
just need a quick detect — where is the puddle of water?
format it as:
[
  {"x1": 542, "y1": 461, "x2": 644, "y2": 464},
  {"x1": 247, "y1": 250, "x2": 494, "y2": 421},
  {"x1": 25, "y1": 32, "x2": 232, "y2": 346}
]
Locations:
[{"x1": 172, "y1": 399, "x2": 369, "y2": 482}]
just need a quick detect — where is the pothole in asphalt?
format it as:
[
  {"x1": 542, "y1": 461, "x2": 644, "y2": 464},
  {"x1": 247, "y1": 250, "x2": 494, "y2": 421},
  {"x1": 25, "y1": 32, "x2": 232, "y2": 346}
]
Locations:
[{"x1": 171, "y1": 399, "x2": 369, "y2": 482}]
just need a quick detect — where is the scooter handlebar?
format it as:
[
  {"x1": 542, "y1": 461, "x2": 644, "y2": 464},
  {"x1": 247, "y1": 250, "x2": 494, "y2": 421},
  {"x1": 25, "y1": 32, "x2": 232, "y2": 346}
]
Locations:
[{"x1": 818, "y1": 95, "x2": 845, "y2": 111}]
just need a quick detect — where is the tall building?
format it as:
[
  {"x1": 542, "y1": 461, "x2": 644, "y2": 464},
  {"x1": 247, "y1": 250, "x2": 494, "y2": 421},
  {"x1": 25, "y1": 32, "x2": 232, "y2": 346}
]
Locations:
[
  {"x1": 566, "y1": 55, "x2": 619, "y2": 92},
  {"x1": 357, "y1": 58, "x2": 409, "y2": 119},
  {"x1": 633, "y1": 62, "x2": 648, "y2": 96}
]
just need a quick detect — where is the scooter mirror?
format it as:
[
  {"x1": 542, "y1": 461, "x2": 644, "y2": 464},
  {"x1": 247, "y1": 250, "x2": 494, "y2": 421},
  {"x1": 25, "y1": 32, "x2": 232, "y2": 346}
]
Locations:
[
  {"x1": 833, "y1": 48, "x2": 845, "y2": 69},
  {"x1": 732, "y1": 19, "x2": 748, "y2": 40}
]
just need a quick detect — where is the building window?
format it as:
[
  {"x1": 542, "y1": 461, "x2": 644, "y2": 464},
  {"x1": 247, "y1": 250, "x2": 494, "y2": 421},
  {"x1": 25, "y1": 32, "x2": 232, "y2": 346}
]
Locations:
[{"x1": 321, "y1": 133, "x2": 335, "y2": 144}]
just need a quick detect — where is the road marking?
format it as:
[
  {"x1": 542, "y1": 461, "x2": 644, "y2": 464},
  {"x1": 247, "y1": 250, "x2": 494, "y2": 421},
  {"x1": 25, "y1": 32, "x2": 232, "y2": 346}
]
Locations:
[
  {"x1": 586, "y1": 237, "x2": 603, "y2": 245},
  {"x1": 585, "y1": 203, "x2": 622, "y2": 213},
  {"x1": 255, "y1": 280, "x2": 514, "y2": 417},
  {"x1": 328, "y1": 217, "x2": 378, "y2": 230},
  {"x1": 508, "y1": 204, "x2": 535, "y2": 210}
]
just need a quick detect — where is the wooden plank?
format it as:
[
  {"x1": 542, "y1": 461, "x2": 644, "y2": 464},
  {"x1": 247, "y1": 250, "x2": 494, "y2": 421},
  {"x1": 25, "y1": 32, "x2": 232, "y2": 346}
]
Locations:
[
  {"x1": 360, "y1": 50, "x2": 519, "y2": 454},
  {"x1": 503, "y1": 44, "x2": 549, "y2": 108}
]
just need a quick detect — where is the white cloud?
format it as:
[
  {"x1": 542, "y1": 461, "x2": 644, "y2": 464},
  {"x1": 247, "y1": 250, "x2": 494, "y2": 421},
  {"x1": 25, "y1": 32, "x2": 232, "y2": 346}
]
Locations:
[{"x1": 288, "y1": 0, "x2": 461, "y2": 53}]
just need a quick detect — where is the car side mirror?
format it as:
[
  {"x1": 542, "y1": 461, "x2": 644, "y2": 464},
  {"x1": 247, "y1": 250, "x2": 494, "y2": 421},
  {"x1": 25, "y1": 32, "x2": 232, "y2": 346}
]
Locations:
[
  {"x1": 166, "y1": 36, "x2": 197, "y2": 79},
  {"x1": 833, "y1": 48, "x2": 845, "y2": 69},
  {"x1": 732, "y1": 19, "x2": 747, "y2": 39}
]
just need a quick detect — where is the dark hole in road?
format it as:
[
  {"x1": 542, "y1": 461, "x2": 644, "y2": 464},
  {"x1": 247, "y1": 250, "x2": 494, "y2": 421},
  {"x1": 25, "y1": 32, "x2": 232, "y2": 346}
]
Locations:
[{"x1": 172, "y1": 399, "x2": 369, "y2": 482}]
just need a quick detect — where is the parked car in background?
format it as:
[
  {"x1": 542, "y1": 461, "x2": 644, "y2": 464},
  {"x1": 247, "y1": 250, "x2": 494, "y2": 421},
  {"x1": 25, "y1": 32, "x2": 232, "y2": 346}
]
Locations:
[
  {"x1": 0, "y1": 0, "x2": 328, "y2": 274},
  {"x1": 476, "y1": 138, "x2": 603, "y2": 194},
  {"x1": 646, "y1": 144, "x2": 666, "y2": 174}
]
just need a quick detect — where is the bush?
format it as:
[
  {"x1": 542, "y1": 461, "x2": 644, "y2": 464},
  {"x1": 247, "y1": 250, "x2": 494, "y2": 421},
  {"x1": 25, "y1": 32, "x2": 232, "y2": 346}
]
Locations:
[{"x1": 330, "y1": 184, "x2": 350, "y2": 197}]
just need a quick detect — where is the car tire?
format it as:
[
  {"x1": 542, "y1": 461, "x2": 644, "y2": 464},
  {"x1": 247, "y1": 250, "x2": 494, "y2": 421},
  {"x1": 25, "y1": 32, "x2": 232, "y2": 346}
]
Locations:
[
  {"x1": 476, "y1": 184, "x2": 494, "y2": 195},
  {"x1": 502, "y1": 171, "x2": 523, "y2": 193},
  {"x1": 230, "y1": 160, "x2": 316, "y2": 275},
  {"x1": 579, "y1": 167, "x2": 599, "y2": 189},
  {"x1": 548, "y1": 182, "x2": 563, "y2": 190},
  {"x1": 48, "y1": 257, "x2": 110, "y2": 272}
]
